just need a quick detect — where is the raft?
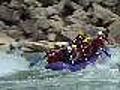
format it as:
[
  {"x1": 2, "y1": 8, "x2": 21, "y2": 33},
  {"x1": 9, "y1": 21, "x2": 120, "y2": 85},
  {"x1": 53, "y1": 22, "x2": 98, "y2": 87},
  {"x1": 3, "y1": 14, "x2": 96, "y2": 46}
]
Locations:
[
  {"x1": 45, "y1": 48, "x2": 111, "y2": 72},
  {"x1": 45, "y1": 56, "x2": 97, "y2": 72}
]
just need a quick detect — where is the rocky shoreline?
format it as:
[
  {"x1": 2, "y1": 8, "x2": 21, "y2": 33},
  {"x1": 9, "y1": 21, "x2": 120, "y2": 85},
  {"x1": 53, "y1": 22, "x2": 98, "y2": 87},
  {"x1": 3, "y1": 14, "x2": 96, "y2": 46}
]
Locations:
[{"x1": 0, "y1": 0, "x2": 120, "y2": 51}]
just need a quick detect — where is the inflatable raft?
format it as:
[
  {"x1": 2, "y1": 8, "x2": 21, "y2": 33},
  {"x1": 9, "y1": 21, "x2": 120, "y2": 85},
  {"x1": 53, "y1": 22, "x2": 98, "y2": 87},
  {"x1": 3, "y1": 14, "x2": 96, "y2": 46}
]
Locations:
[
  {"x1": 45, "y1": 55, "x2": 98, "y2": 72},
  {"x1": 45, "y1": 48, "x2": 111, "y2": 72}
]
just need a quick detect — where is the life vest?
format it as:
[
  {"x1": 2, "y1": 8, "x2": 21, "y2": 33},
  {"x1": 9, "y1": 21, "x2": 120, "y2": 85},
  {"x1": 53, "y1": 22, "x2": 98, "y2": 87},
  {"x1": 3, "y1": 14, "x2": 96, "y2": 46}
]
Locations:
[
  {"x1": 47, "y1": 49, "x2": 65, "y2": 64},
  {"x1": 90, "y1": 35, "x2": 107, "y2": 56},
  {"x1": 73, "y1": 34, "x2": 85, "y2": 48}
]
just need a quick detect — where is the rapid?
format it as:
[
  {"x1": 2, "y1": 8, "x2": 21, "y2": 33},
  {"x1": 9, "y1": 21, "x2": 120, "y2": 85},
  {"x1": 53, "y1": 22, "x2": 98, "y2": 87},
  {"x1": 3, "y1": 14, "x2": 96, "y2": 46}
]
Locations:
[{"x1": 0, "y1": 46, "x2": 120, "y2": 90}]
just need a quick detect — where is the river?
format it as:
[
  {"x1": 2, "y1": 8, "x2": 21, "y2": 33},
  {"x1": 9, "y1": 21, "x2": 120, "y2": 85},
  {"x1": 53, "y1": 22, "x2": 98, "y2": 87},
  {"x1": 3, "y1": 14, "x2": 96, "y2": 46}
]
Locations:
[{"x1": 0, "y1": 47, "x2": 120, "y2": 90}]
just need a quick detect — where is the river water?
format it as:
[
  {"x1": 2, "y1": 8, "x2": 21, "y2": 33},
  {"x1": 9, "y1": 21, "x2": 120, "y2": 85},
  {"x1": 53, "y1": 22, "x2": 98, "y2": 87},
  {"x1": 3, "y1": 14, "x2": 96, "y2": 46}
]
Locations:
[{"x1": 0, "y1": 47, "x2": 120, "y2": 90}]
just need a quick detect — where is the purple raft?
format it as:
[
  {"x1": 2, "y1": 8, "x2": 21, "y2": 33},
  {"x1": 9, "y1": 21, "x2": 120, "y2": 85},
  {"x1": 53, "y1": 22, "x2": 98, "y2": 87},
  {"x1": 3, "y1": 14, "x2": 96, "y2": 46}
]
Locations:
[{"x1": 45, "y1": 61, "x2": 89, "y2": 72}]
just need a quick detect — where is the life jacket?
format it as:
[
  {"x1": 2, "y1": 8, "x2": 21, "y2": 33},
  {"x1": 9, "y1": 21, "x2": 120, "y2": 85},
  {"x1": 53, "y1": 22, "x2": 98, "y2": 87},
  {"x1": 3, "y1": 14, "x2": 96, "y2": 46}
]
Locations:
[
  {"x1": 47, "y1": 51, "x2": 57, "y2": 63},
  {"x1": 90, "y1": 35, "x2": 107, "y2": 55},
  {"x1": 73, "y1": 34, "x2": 85, "y2": 48},
  {"x1": 47, "y1": 49, "x2": 64, "y2": 64},
  {"x1": 76, "y1": 41, "x2": 91, "y2": 61}
]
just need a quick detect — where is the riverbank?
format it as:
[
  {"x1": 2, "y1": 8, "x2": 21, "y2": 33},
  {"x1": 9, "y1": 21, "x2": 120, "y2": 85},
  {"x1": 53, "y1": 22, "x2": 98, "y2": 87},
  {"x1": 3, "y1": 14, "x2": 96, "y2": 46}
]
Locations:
[{"x1": 0, "y1": 0, "x2": 120, "y2": 45}]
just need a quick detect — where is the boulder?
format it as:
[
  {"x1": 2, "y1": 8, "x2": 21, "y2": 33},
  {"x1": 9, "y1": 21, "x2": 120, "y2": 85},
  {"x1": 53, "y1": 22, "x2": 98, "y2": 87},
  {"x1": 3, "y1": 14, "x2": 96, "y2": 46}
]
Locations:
[
  {"x1": 29, "y1": 30, "x2": 48, "y2": 41},
  {"x1": 89, "y1": 3, "x2": 119, "y2": 27},
  {"x1": 0, "y1": 33, "x2": 14, "y2": 47},
  {"x1": 36, "y1": 17, "x2": 50, "y2": 30},
  {"x1": 0, "y1": 21, "x2": 6, "y2": 30},
  {"x1": 0, "y1": 5, "x2": 13, "y2": 22},
  {"x1": 47, "y1": 32, "x2": 57, "y2": 41},
  {"x1": 29, "y1": 7, "x2": 48, "y2": 18},
  {"x1": 66, "y1": 8, "x2": 89, "y2": 24},
  {"x1": 101, "y1": 0, "x2": 118, "y2": 7},
  {"x1": 20, "y1": 19, "x2": 38, "y2": 34},
  {"x1": 9, "y1": 0, "x2": 24, "y2": 8},
  {"x1": 37, "y1": 0, "x2": 60, "y2": 7},
  {"x1": 108, "y1": 19, "x2": 120, "y2": 43},
  {"x1": 61, "y1": 24, "x2": 84, "y2": 40},
  {"x1": 6, "y1": 29, "x2": 24, "y2": 39},
  {"x1": 46, "y1": 6, "x2": 59, "y2": 16},
  {"x1": 48, "y1": 15, "x2": 64, "y2": 32}
]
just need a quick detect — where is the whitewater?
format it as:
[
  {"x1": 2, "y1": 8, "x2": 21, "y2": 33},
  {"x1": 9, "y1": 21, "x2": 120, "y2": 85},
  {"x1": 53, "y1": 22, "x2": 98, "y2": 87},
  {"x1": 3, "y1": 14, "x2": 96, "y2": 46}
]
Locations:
[{"x1": 0, "y1": 46, "x2": 119, "y2": 90}]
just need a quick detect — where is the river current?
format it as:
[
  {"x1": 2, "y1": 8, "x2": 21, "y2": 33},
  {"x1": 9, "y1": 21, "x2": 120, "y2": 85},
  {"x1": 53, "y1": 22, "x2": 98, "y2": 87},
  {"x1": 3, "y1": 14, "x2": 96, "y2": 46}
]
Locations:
[{"x1": 0, "y1": 47, "x2": 120, "y2": 90}]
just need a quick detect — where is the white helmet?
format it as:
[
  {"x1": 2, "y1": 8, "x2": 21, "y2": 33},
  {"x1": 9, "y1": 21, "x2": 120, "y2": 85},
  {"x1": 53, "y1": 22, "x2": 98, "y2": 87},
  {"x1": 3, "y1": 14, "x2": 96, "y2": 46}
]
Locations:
[{"x1": 98, "y1": 31, "x2": 103, "y2": 35}]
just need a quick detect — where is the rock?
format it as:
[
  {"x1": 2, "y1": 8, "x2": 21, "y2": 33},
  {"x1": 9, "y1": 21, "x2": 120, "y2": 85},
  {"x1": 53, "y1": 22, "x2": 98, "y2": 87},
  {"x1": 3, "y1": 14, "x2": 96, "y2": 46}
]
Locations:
[
  {"x1": 47, "y1": 32, "x2": 57, "y2": 41},
  {"x1": 48, "y1": 15, "x2": 64, "y2": 32},
  {"x1": 21, "y1": 19, "x2": 38, "y2": 35},
  {"x1": 61, "y1": 24, "x2": 84, "y2": 40},
  {"x1": 46, "y1": 6, "x2": 59, "y2": 16},
  {"x1": 108, "y1": 19, "x2": 120, "y2": 43},
  {"x1": 89, "y1": 3, "x2": 119, "y2": 27},
  {"x1": 37, "y1": 0, "x2": 60, "y2": 7},
  {"x1": 111, "y1": 1, "x2": 120, "y2": 16},
  {"x1": 101, "y1": 0, "x2": 118, "y2": 7},
  {"x1": 0, "y1": 33, "x2": 14, "y2": 47},
  {"x1": 9, "y1": 0, "x2": 24, "y2": 8},
  {"x1": 0, "y1": 5, "x2": 13, "y2": 22},
  {"x1": 29, "y1": 30, "x2": 48, "y2": 41},
  {"x1": 24, "y1": 0, "x2": 39, "y2": 6},
  {"x1": 0, "y1": 21, "x2": 6, "y2": 30},
  {"x1": 6, "y1": 29, "x2": 24, "y2": 39},
  {"x1": 36, "y1": 17, "x2": 50, "y2": 30},
  {"x1": 20, "y1": 17, "x2": 50, "y2": 39},
  {"x1": 11, "y1": 10, "x2": 23, "y2": 23},
  {"x1": 66, "y1": 8, "x2": 89, "y2": 24},
  {"x1": 71, "y1": 1, "x2": 83, "y2": 10},
  {"x1": 59, "y1": 0, "x2": 75, "y2": 17},
  {"x1": 29, "y1": 7, "x2": 48, "y2": 18}
]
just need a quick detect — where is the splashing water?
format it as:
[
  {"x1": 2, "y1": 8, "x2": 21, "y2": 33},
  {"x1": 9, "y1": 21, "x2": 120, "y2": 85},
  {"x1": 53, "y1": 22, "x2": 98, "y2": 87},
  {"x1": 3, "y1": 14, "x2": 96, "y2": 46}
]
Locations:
[
  {"x1": 0, "y1": 49, "x2": 29, "y2": 76},
  {"x1": 0, "y1": 46, "x2": 120, "y2": 90}
]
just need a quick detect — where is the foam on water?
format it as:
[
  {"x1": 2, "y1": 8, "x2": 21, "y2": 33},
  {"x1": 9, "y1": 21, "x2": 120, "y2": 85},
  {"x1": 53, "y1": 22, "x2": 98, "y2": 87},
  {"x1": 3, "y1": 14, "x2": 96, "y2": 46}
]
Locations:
[
  {"x1": 0, "y1": 50, "x2": 29, "y2": 76},
  {"x1": 0, "y1": 47, "x2": 120, "y2": 90},
  {"x1": 80, "y1": 46, "x2": 120, "y2": 79}
]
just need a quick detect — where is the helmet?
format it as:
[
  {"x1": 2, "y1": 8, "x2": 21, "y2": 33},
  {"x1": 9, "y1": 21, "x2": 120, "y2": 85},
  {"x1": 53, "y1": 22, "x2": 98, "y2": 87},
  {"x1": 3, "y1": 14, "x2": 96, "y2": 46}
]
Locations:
[
  {"x1": 72, "y1": 44, "x2": 77, "y2": 48},
  {"x1": 83, "y1": 37, "x2": 92, "y2": 43},
  {"x1": 98, "y1": 31, "x2": 103, "y2": 35}
]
